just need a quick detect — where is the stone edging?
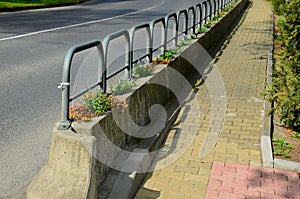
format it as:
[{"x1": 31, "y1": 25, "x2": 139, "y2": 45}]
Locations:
[{"x1": 261, "y1": 11, "x2": 300, "y2": 172}]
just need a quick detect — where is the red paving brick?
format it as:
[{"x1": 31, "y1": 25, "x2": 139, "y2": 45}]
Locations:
[{"x1": 205, "y1": 161, "x2": 300, "y2": 199}]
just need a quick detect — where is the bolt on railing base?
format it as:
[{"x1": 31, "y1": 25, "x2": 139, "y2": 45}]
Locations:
[{"x1": 57, "y1": 121, "x2": 72, "y2": 130}]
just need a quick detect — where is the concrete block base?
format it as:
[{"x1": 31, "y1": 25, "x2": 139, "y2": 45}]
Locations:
[{"x1": 26, "y1": 130, "x2": 97, "y2": 199}]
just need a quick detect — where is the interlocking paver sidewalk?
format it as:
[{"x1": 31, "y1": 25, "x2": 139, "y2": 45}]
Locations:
[
  {"x1": 135, "y1": 0, "x2": 300, "y2": 198},
  {"x1": 206, "y1": 162, "x2": 300, "y2": 199}
]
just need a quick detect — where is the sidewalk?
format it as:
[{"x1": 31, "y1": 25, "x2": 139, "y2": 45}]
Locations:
[{"x1": 134, "y1": 0, "x2": 300, "y2": 198}]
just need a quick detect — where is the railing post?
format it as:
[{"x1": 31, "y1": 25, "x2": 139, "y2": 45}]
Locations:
[
  {"x1": 97, "y1": 43, "x2": 105, "y2": 93},
  {"x1": 124, "y1": 33, "x2": 130, "y2": 79},
  {"x1": 57, "y1": 50, "x2": 72, "y2": 130},
  {"x1": 58, "y1": 40, "x2": 100, "y2": 130}
]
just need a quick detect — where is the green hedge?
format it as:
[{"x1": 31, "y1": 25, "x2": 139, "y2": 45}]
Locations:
[
  {"x1": 268, "y1": 0, "x2": 300, "y2": 132},
  {"x1": 0, "y1": 0, "x2": 81, "y2": 9}
]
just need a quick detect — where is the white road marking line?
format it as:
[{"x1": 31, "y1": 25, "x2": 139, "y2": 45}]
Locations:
[{"x1": 0, "y1": 0, "x2": 166, "y2": 42}]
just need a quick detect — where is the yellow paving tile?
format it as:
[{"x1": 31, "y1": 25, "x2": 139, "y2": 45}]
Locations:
[{"x1": 135, "y1": 0, "x2": 271, "y2": 197}]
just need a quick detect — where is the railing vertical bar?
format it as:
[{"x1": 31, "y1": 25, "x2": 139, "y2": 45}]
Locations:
[
  {"x1": 129, "y1": 24, "x2": 152, "y2": 75},
  {"x1": 165, "y1": 13, "x2": 178, "y2": 48},
  {"x1": 150, "y1": 18, "x2": 166, "y2": 55},
  {"x1": 203, "y1": 2, "x2": 207, "y2": 24},
  {"x1": 102, "y1": 30, "x2": 130, "y2": 92},
  {"x1": 188, "y1": 7, "x2": 196, "y2": 34}
]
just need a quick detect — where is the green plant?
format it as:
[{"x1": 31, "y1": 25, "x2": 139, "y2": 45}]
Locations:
[
  {"x1": 293, "y1": 132, "x2": 300, "y2": 140},
  {"x1": 133, "y1": 64, "x2": 152, "y2": 78},
  {"x1": 196, "y1": 26, "x2": 208, "y2": 34},
  {"x1": 273, "y1": 137, "x2": 294, "y2": 158},
  {"x1": 0, "y1": 0, "x2": 84, "y2": 9},
  {"x1": 153, "y1": 50, "x2": 176, "y2": 64},
  {"x1": 133, "y1": 60, "x2": 156, "y2": 78},
  {"x1": 265, "y1": 0, "x2": 300, "y2": 132},
  {"x1": 160, "y1": 50, "x2": 174, "y2": 60},
  {"x1": 223, "y1": 6, "x2": 231, "y2": 12},
  {"x1": 69, "y1": 90, "x2": 112, "y2": 121},
  {"x1": 212, "y1": 15, "x2": 222, "y2": 21},
  {"x1": 177, "y1": 39, "x2": 191, "y2": 46},
  {"x1": 271, "y1": 0, "x2": 286, "y2": 14},
  {"x1": 81, "y1": 90, "x2": 112, "y2": 115},
  {"x1": 89, "y1": 93, "x2": 111, "y2": 115},
  {"x1": 188, "y1": 34, "x2": 197, "y2": 39},
  {"x1": 69, "y1": 103, "x2": 97, "y2": 122},
  {"x1": 222, "y1": 1, "x2": 236, "y2": 12},
  {"x1": 110, "y1": 79, "x2": 135, "y2": 95},
  {"x1": 69, "y1": 90, "x2": 128, "y2": 121},
  {"x1": 204, "y1": 21, "x2": 213, "y2": 28},
  {"x1": 168, "y1": 46, "x2": 182, "y2": 54}
]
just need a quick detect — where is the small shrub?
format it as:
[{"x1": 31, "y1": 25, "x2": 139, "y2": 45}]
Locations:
[
  {"x1": 133, "y1": 64, "x2": 152, "y2": 78},
  {"x1": 69, "y1": 90, "x2": 128, "y2": 121},
  {"x1": 196, "y1": 26, "x2": 208, "y2": 34},
  {"x1": 273, "y1": 137, "x2": 294, "y2": 158},
  {"x1": 177, "y1": 39, "x2": 191, "y2": 46},
  {"x1": 223, "y1": 6, "x2": 231, "y2": 12},
  {"x1": 293, "y1": 132, "x2": 300, "y2": 140},
  {"x1": 110, "y1": 79, "x2": 135, "y2": 95},
  {"x1": 188, "y1": 34, "x2": 197, "y2": 39},
  {"x1": 153, "y1": 49, "x2": 178, "y2": 64},
  {"x1": 168, "y1": 46, "x2": 182, "y2": 54},
  {"x1": 212, "y1": 15, "x2": 222, "y2": 21},
  {"x1": 69, "y1": 104, "x2": 97, "y2": 122},
  {"x1": 204, "y1": 21, "x2": 213, "y2": 28},
  {"x1": 69, "y1": 91, "x2": 112, "y2": 121},
  {"x1": 81, "y1": 91, "x2": 112, "y2": 114},
  {"x1": 271, "y1": 0, "x2": 286, "y2": 15},
  {"x1": 133, "y1": 60, "x2": 156, "y2": 78}
]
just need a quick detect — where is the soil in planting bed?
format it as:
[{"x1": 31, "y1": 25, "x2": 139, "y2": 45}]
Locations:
[{"x1": 272, "y1": 116, "x2": 300, "y2": 163}]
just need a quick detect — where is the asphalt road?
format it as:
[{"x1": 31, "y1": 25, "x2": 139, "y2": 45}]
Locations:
[{"x1": 0, "y1": 0, "x2": 199, "y2": 198}]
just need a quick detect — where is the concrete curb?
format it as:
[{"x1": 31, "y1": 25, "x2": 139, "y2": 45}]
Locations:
[
  {"x1": 261, "y1": 11, "x2": 274, "y2": 168},
  {"x1": 274, "y1": 158, "x2": 300, "y2": 172},
  {"x1": 261, "y1": 12, "x2": 300, "y2": 173}
]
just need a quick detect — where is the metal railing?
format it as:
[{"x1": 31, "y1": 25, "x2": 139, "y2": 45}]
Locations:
[{"x1": 58, "y1": 0, "x2": 235, "y2": 130}]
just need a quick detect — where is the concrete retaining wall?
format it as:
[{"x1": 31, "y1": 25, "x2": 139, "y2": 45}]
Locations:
[{"x1": 27, "y1": 0, "x2": 249, "y2": 198}]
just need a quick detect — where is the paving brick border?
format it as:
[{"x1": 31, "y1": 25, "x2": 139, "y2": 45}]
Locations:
[{"x1": 206, "y1": 161, "x2": 300, "y2": 199}]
